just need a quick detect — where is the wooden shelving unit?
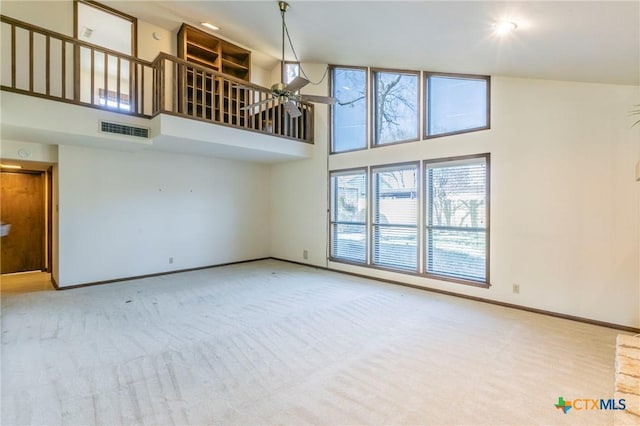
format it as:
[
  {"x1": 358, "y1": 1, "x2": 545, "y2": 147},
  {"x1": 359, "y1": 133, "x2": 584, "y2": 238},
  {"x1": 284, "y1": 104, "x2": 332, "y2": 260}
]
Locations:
[
  {"x1": 177, "y1": 24, "x2": 251, "y2": 122},
  {"x1": 220, "y1": 41, "x2": 251, "y2": 80}
]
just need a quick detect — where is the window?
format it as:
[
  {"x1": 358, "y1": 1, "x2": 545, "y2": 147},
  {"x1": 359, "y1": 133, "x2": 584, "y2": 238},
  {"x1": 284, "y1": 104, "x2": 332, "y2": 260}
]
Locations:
[
  {"x1": 331, "y1": 67, "x2": 367, "y2": 153},
  {"x1": 75, "y1": 1, "x2": 137, "y2": 110},
  {"x1": 330, "y1": 170, "x2": 367, "y2": 263},
  {"x1": 283, "y1": 61, "x2": 300, "y2": 85},
  {"x1": 373, "y1": 70, "x2": 419, "y2": 145},
  {"x1": 329, "y1": 155, "x2": 490, "y2": 285},
  {"x1": 426, "y1": 74, "x2": 489, "y2": 137},
  {"x1": 330, "y1": 66, "x2": 490, "y2": 152},
  {"x1": 425, "y1": 155, "x2": 489, "y2": 283},
  {"x1": 98, "y1": 89, "x2": 130, "y2": 110},
  {"x1": 372, "y1": 164, "x2": 418, "y2": 271}
]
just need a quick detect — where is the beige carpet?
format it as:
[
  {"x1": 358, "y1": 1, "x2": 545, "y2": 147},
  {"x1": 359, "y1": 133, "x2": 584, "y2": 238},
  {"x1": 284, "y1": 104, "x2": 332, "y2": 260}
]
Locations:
[{"x1": 1, "y1": 259, "x2": 626, "y2": 425}]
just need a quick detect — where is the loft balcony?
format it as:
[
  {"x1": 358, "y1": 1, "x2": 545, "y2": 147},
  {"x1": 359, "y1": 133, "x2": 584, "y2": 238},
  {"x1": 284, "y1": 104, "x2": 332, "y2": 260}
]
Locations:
[{"x1": 0, "y1": 16, "x2": 315, "y2": 162}]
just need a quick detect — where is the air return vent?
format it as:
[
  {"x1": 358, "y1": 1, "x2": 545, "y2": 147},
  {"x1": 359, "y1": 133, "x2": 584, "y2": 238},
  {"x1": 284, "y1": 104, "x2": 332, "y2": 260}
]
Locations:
[{"x1": 100, "y1": 121, "x2": 149, "y2": 138}]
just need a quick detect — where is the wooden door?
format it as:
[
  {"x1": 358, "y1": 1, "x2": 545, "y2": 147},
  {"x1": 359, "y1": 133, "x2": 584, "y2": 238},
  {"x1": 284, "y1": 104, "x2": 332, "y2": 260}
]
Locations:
[{"x1": 1, "y1": 171, "x2": 45, "y2": 273}]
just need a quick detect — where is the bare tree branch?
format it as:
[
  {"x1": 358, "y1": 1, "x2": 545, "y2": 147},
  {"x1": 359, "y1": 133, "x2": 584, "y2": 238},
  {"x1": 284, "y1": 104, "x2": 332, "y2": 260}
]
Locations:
[{"x1": 337, "y1": 94, "x2": 365, "y2": 107}]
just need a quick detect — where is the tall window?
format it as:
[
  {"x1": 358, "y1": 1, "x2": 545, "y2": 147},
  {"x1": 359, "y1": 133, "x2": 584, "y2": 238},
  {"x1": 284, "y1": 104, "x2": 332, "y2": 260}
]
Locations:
[
  {"x1": 425, "y1": 155, "x2": 489, "y2": 283},
  {"x1": 331, "y1": 67, "x2": 367, "y2": 153},
  {"x1": 373, "y1": 70, "x2": 419, "y2": 145},
  {"x1": 426, "y1": 74, "x2": 489, "y2": 137},
  {"x1": 372, "y1": 164, "x2": 418, "y2": 271},
  {"x1": 330, "y1": 170, "x2": 367, "y2": 263}
]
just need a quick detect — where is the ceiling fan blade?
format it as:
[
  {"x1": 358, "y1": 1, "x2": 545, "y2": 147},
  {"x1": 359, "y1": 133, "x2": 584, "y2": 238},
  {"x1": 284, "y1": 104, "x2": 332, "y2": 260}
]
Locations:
[
  {"x1": 283, "y1": 101, "x2": 302, "y2": 118},
  {"x1": 284, "y1": 76, "x2": 310, "y2": 92},
  {"x1": 241, "y1": 97, "x2": 275, "y2": 110},
  {"x1": 300, "y1": 94, "x2": 337, "y2": 105}
]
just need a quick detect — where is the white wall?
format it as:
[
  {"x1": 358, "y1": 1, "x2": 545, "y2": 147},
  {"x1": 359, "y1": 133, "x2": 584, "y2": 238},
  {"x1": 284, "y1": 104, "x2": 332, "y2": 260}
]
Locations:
[
  {"x1": 137, "y1": 20, "x2": 173, "y2": 62},
  {"x1": 57, "y1": 145, "x2": 270, "y2": 286},
  {"x1": 0, "y1": 140, "x2": 58, "y2": 163},
  {"x1": 269, "y1": 63, "x2": 331, "y2": 265},
  {"x1": 271, "y1": 74, "x2": 640, "y2": 328},
  {"x1": 0, "y1": 1, "x2": 73, "y2": 35}
]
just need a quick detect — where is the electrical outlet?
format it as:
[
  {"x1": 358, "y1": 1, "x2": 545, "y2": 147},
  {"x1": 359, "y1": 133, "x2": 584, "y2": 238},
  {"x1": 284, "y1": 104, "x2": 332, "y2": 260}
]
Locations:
[
  {"x1": 169, "y1": 257, "x2": 174, "y2": 264},
  {"x1": 303, "y1": 250, "x2": 308, "y2": 260},
  {"x1": 513, "y1": 283, "x2": 520, "y2": 294}
]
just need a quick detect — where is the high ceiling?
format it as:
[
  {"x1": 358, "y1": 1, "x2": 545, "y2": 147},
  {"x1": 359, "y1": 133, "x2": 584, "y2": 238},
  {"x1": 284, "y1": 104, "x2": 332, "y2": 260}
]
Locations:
[{"x1": 107, "y1": 1, "x2": 640, "y2": 86}]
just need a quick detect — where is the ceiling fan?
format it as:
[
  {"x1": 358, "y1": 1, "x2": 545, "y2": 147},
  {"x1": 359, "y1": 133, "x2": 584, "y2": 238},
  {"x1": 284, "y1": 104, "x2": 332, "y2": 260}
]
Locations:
[{"x1": 241, "y1": 1, "x2": 336, "y2": 118}]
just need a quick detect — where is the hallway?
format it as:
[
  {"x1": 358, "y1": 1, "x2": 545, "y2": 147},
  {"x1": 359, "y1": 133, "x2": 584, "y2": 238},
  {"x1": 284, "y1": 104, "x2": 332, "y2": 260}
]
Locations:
[{"x1": 1, "y1": 271, "x2": 54, "y2": 294}]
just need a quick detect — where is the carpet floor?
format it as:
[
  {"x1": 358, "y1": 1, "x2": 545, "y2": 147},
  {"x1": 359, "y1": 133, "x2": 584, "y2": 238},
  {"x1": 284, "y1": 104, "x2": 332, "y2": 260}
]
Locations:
[{"x1": 0, "y1": 259, "x2": 626, "y2": 425}]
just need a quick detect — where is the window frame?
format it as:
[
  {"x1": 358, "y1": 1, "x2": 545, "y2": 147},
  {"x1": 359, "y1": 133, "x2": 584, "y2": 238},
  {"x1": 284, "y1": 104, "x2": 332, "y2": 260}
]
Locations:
[
  {"x1": 371, "y1": 68, "x2": 421, "y2": 147},
  {"x1": 74, "y1": 0, "x2": 138, "y2": 110},
  {"x1": 74, "y1": 1, "x2": 138, "y2": 56},
  {"x1": 370, "y1": 161, "x2": 420, "y2": 272},
  {"x1": 422, "y1": 153, "x2": 490, "y2": 287},
  {"x1": 329, "y1": 167, "x2": 369, "y2": 265},
  {"x1": 329, "y1": 65, "x2": 369, "y2": 154},
  {"x1": 282, "y1": 61, "x2": 300, "y2": 85},
  {"x1": 424, "y1": 72, "x2": 491, "y2": 140}
]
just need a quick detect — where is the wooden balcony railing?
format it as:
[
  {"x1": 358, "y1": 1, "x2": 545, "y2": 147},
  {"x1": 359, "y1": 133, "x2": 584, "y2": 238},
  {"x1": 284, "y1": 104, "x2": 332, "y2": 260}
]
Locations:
[
  {"x1": 152, "y1": 53, "x2": 314, "y2": 142},
  {"x1": 0, "y1": 15, "x2": 154, "y2": 116},
  {"x1": 0, "y1": 15, "x2": 314, "y2": 144}
]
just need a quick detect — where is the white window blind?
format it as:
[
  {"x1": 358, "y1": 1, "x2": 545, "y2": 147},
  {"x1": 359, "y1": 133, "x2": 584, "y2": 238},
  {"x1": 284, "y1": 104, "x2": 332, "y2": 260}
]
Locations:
[
  {"x1": 372, "y1": 164, "x2": 418, "y2": 271},
  {"x1": 425, "y1": 156, "x2": 488, "y2": 282},
  {"x1": 330, "y1": 170, "x2": 367, "y2": 263}
]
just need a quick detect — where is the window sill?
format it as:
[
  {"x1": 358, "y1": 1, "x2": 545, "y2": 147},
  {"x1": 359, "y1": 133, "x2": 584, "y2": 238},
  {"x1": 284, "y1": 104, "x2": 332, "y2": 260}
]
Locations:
[{"x1": 328, "y1": 258, "x2": 490, "y2": 289}]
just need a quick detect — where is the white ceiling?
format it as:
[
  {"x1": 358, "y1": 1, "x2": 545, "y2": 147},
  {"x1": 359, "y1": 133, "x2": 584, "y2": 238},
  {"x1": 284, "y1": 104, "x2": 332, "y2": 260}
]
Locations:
[{"x1": 106, "y1": 1, "x2": 639, "y2": 86}]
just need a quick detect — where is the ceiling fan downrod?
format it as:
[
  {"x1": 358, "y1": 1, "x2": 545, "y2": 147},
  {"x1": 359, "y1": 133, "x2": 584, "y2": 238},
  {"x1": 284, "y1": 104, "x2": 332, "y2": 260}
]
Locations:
[
  {"x1": 279, "y1": 1, "x2": 289, "y2": 76},
  {"x1": 240, "y1": 1, "x2": 335, "y2": 117}
]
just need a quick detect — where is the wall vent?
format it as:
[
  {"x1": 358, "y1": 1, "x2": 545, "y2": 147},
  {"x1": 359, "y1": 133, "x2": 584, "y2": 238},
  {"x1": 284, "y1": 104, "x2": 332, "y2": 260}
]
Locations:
[{"x1": 100, "y1": 121, "x2": 149, "y2": 138}]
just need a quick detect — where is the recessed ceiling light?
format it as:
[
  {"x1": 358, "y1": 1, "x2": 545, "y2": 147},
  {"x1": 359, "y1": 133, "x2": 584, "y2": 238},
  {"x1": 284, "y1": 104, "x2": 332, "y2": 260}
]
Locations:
[
  {"x1": 201, "y1": 22, "x2": 220, "y2": 31},
  {"x1": 495, "y1": 21, "x2": 518, "y2": 35}
]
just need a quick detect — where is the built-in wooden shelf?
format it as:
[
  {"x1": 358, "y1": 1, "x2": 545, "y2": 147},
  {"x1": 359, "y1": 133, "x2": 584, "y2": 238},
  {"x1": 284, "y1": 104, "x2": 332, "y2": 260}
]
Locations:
[
  {"x1": 178, "y1": 24, "x2": 250, "y2": 81},
  {"x1": 177, "y1": 23, "x2": 251, "y2": 123}
]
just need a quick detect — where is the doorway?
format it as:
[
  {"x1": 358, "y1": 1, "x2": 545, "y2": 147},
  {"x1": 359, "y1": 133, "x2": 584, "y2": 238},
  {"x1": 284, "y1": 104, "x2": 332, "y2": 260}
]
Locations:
[{"x1": 1, "y1": 169, "x2": 51, "y2": 274}]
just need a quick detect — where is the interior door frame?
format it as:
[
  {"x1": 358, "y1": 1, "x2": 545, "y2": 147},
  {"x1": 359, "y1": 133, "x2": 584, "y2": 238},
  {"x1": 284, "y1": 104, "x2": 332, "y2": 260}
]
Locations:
[
  {"x1": 46, "y1": 167, "x2": 53, "y2": 273},
  {"x1": 1, "y1": 168, "x2": 51, "y2": 274}
]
